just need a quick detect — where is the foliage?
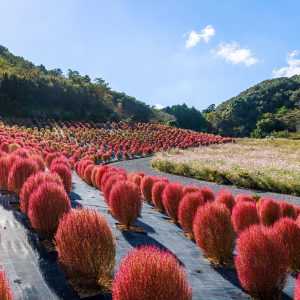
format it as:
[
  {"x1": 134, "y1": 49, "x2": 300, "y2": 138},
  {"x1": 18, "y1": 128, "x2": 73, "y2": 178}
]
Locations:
[
  {"x1": 55, "y1": 209, "x2": 115, "y2": 288},
  {"x1": 205, "y1": 75, "x2": 300, "y2": 137},
  {"x1": 112, "y1": 246, "x2": 192, "y2": 300},
  {"x1": 164, "y1": 103, "x2": 210, "y2": 132},
  {"x1": 235, "y1": 225, "x2": 288, "y2": 299},
  {"x1": 109, "y1": 181, "x2": 142, "y2": 227},
  {"x1": 28, "y1": 181, "x2": 71, "y2": 239},
  {"x1": 193, "y1": 202, "x2": 235, "y2": 264}
]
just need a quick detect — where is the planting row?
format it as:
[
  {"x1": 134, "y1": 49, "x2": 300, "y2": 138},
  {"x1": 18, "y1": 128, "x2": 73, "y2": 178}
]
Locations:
[
  {"x1": 0, "y1": 121, "x2": 233, "y2": 165},
  {"x1": 77, "y1": 158, "x2": 300, "y2": 299}
]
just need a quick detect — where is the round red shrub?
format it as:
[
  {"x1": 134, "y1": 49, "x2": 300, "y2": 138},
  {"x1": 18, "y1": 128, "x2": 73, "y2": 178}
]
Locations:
[
  {"x1": 83, "y1": 164, "x2": 95, "y2": 185},
  {"x1": 90, "y1": 166, "x2": 100, "y2": 187},
  {"x1": 140, "y1": 176, "x2": 156, "y2": 204},
  {"x1": 182, "y1": 185, "x2": 199, "y2": 195},
  {"x1": 0, "y1": 142, "x2": 9, "y2": 153},
  {"x1": 198, "y1": 186, "x2": 215, "y2": 202},
  {"x1": 103, "y1": 174, "x2": 126, "y2": 204},
  {"x1": 0, "y1": 268, "x2": 13, "y2": 300},
  {"x1": 279, "y1": 202, "x2": 297, "y2": 219},
  {"x1": 20, "y1": 171, "x2": 63, "y2": 214},
  {"x1": 235, "y1": 194, "x2": 255, "y2": 204},
  {"x1": 95, "y1": 165, "x2": 109, "y2": 189},
  {"x1": 0, "y1": 156, "x2": 14, "y2": 190},
  {"x1": 100, "y1": 169, "x2": 124, "y2": 191},
  {"x1": 215, "y1": 189, "x2": 235, "y2": 213},
  {"x1": 112, "y1": 246, "x2": 192, "y2": 300},
  {"x1": 45, "y1": 152, "x2": 60, "y2": 168},
  {"x1": 152, "y1": 181, "x2": 168, "y2": 212},
  {"x1": 78, "y1": 160, "x2": 93, "y2": 178},
  {"x1": 31, "y1": 154, "x2": 46, "y2": 171},
  {"x1": 178, "y1": 191, "x2": 205, "y2": 236},
  {"x1": 7, "y1": 158, "x2": 38, "y2": 195},
  {"x1": 258, "y1": 198, "x2": 281, "y2": 226},
  {"x1": 273, "y1": 217, "x2": 300, "y2": 272},
  {"x1": 235, "y1": 225, "x2": 288, "y2": 299},
  {"x1": 162, "y1": 183, "x2": 183, "y2": 222},
  {"x1": 193, "y1": 202, "x2": 235, "y2": 263},
  {"x1": 55, "y1": 209, "x2": 115, "y2": 287},
  {"x1": 28, "y1": 182, "x2": 71, "y2": 239},
  {"x1": 231, "y1": 201, "x2": 259, "y2": 234},
  {"x1": 295, "y1": 275, "x2": 300, "y2": 300},
  {"x1": 109, "y1": 181, "x2": 142, "y2": 227},
  {"x1": 50, "y1": 163, "x2": 72, "y2": 193}
]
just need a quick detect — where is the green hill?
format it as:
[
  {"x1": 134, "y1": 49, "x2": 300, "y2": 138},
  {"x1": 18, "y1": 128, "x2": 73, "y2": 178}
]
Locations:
[
  {"x1": 204, "y1": 76, "x2": 300, "y2": 137},
  {"x1": 0, "y1": 45, "x2": 160, "y2": 123}
]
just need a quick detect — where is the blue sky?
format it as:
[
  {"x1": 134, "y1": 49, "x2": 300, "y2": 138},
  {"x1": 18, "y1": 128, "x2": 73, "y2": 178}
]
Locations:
[{"x1": 1, "y1": 0, "x2": 300, "y2": 110}]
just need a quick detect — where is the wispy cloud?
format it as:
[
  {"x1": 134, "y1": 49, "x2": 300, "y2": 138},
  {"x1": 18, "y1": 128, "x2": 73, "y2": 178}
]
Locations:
[
  {"x1": 185, "y1": 25, "x2": 215, "y2": 49},
  {"x1": 154, "y1": 103, "x2": 164, "y2": 109},
  {"x1": 215, "y1": 41, "x2": 258, "y2": 67},
  {"x1": 273, "y1": 50, "x2": 300, "y2": 78}
]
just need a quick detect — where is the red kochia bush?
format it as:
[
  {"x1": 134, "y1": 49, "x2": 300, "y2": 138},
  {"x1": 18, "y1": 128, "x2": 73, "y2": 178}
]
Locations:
[
  {"x1": 0, "y1": 156, "x2": 14, "y2": 190},
  {"x1": 215, "y1": 189, "x2": 235, "y2": 213},
  {"x1": 258, "y1": 198, "x2": 281, "y2": 226},
  {"x1": 0, "y1": 268, "x2": 13, "y2": 300},
  {"x1": 20, "y1": 171, "x2": 63, "y2": 214},
  {"x1": 279, "y1": 202, "x2": 297, "y2": 219},
  {"x1": 182, "y1": 185, "x2": 199, "y2": 195},
  {"x1": 7, "y1": 158, "x2": 38, "y2": 195},
  {"x1": 231, "y1": 202, "x2": 259, "y2": 234},
  {"x1": 109, "y1": 181, "x2": 142, "y2": 228},
  {"x1": 55, "y1": 209, "x2": 115, "y2": 287},
  {"x1": 140, "y1": 176, "x2": 156, "y2": 204},
  {"x1": 178, "y1": 191, "x2": 205, "y2": 236},
  {"x1": 50, "y1": 163, "x2": 72, "y2": 193},
  {"x1": 235, "y1": 194, "x2": 255, "y2": 204},
  {"x1": 83, "y1": 164, "x2": 95, "y2": 185},
  {"x1": 273, "y1": 217, "x2": 300, "y2": 272},
  {"x1": 100, "y1": 169, "x2": 126, "y2": 191},
  {"x1": 235, "y1": 225, "x2": 288, "y2": 299},
  {"x1": 152, "y1": 181, "x2": 168, "y2": 212},
  {"x1": 193, "y1": 202, "x2": 235, "y2": 263},
  {"x1": 162, "y1": 183, "x2": 183, "y2": 222},
  {"x1": 31, "y1": 154, "x2": 46, "y2": 171},
  {"x1": 95, "y1": 165, "x2": 109, "y2": 189},
  {"x1": 28, "y1": 182, "x2": 71, "y2": 239},
  {"x1": 295, "y1": 275, "x2": 300, "y2": 300},
  {"x1": 112, "y1": 246, "x2": 192, "y2": 300},
  {"x1": 103, "y1": 174, "x2": 126, "y2": 204},
  {"x1": 90, "y1": 166, "x2": 100, "y2": 187},
  {"x1": 198, "y1": 186, "x2": 215, "y2": 202}
]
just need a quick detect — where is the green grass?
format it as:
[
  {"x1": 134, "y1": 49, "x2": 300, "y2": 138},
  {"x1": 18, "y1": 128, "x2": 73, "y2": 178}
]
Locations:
[{"x1": 151, "y1": 139, "x2": 300, "y2": 196}]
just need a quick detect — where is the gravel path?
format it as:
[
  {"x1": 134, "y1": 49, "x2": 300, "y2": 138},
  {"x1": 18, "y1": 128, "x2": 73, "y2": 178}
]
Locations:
[{"x1": 110, "y1": 156, "x2": 300, "y2": 205}]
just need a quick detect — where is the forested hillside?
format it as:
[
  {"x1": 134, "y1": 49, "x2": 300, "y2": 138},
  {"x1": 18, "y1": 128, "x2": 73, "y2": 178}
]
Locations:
[
  {"x1": 0, "y1": 45, "x2": 158, "y2": 123},
  {"x1": 204, "y1": 76, "x2": 300, "y2": 137}
]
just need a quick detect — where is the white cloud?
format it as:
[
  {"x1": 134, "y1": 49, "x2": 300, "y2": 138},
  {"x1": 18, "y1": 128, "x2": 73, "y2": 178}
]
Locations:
[
  {"x1": 215, "y1": 41, "x2": 258, "y2": 67},
  {"x1": 185, "y1": 25, "x2": 215, "y2": 49},
  {"x1": 273, "y1": 50, "x2": 300, "y2": 78},
  {"x1": 155, "y1": 103, "x2": 164, "y2": 109}
]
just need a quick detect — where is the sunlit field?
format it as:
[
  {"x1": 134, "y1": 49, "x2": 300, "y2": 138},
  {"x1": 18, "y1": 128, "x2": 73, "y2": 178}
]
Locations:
[{"x1": 152, "y1": 139, "x2": 300, "y2": 195}]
